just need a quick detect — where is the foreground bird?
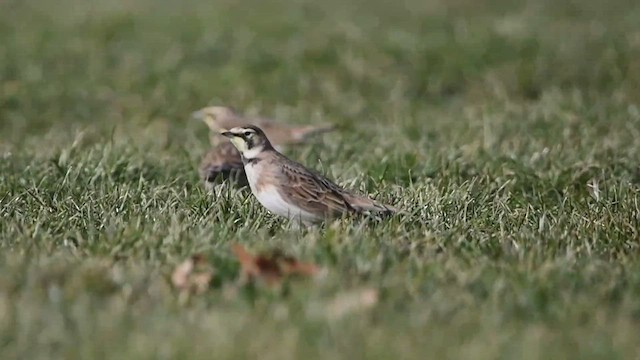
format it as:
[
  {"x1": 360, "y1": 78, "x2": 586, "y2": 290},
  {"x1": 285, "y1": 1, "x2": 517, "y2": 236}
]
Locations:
[
  {"x1": 193, "y1": 106, "x2": 335, "y2": 189},
  {"x1": 221, "y1": 125, "x2": 397, "y2": 225}
]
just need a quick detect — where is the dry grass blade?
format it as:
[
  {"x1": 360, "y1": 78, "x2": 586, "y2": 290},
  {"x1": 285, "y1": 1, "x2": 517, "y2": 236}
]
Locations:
[{"x1": 171, "y1": 254, "x2": 215, "y2": 296}]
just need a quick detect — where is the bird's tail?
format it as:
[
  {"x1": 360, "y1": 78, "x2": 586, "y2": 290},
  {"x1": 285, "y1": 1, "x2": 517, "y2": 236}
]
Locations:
[
  {"x1": 345, "y1": 194, "x2": 399, "y2": 215},
  {"x1": 290, "y1": 123, "x2": 336, "y2": 142}
]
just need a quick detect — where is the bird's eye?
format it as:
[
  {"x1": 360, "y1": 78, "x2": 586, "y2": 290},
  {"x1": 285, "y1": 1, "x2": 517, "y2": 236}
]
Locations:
[{"x1": 243, "y1": 131, "x2": 253, "y2": 137}]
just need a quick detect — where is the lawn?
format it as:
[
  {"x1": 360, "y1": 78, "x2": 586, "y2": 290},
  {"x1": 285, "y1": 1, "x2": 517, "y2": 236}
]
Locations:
[{"x1": 1, "y1": 0, "x2": 640, "y2": 358}]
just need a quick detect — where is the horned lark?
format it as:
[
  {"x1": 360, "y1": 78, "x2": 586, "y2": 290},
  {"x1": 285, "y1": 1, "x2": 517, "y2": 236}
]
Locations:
[
  {"x1": 199, "y1": 142, "x2": 248, "y2": 189},
  {"x1": 193, "y1": 106, "x2": 335, "y2": 189},
  {"x1": 192, "y1": 106, "x2": 335, "y2": 146},
  {"x1": 221, "y1": 125, "x2": 397, "y2": 225}
]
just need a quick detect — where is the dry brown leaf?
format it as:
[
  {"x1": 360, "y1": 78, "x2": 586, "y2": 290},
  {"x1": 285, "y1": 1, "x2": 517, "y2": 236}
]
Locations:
[
  {"x1": 171, "y1": 254, "x2": 214, "y2": 295},
  {"x1": 231, "y1": 244, "x2": 319, "y2": 287}
]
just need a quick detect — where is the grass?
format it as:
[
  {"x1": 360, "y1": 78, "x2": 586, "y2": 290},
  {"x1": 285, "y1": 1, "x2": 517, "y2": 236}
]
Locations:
[{"x1": 2, "y1": 0, "x2": 640, "y2": 358}]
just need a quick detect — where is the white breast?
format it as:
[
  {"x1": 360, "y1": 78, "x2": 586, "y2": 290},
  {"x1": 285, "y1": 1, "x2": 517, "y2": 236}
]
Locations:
[{"x1": 244, "y1": 163, "x2": 319, "y2": 224}]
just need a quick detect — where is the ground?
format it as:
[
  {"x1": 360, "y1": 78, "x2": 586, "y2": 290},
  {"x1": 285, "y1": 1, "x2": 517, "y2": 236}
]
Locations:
[{"x1": 1, "y1": 0, "x2": 640, "y2": 358}]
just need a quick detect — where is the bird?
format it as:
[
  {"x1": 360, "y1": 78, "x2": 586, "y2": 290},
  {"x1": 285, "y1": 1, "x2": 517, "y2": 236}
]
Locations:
[
  {"x1": 192, "y1": 106, "x2": 335, "y2": 146},
  {"x1": 198, "y1": 142, "x2": 248, "y2": 189},
  {"x1": 193, "y1": 106, "x2": 335, "y2": 189},
  {"x1": 220, "y1": 125, "x2": 397, "y2": 225}
]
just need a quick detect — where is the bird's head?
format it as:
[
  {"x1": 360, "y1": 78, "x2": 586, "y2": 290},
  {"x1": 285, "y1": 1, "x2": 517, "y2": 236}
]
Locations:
[
  {"x1": 220, "y1": 125, "x2": 273, "y2": 159},
  {"x1": 191, "y1": 106, "x2": 237, "y2": 131}
]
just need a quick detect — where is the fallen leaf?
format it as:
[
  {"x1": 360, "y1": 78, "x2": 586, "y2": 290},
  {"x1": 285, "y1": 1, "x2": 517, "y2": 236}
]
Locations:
[
  {"x1": 171, "y1": 254, "x2": 214, "y2": 296},
  {"x1": 231, "y1": 244, "x2": 319, "y2": 287}
]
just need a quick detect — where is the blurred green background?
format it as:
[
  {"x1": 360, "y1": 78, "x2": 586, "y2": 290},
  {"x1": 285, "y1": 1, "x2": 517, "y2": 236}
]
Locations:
[{"x1": 1, "y1": 0, "x2": 640, "y2": 358}]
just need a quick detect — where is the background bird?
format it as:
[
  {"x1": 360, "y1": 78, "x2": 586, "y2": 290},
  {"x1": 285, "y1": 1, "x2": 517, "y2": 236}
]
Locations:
[
  {"x1": 198, "y1": 142, "x2": 248, "y2": 189},
  {"x1": 193, "y1": 106, "x2": 335, "y2": 189},
  {"x1": 192, "y1": 106, "x2": 335, "y2": 146},
  {"x1": 221, "y1": 125, "x2": 397, "y2": 226}
]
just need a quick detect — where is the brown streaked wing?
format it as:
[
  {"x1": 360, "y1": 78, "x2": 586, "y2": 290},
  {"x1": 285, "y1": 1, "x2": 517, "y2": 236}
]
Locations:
[{"x1": 275, "y1": 156, "x2": 354, "y2": 217}]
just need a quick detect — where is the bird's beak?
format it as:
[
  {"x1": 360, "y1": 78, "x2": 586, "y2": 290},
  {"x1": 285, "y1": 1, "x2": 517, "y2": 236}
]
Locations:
[
  {"x1": 220, "y1": 130, "x2": 234, "y2": 138},
  {"x1": 191, "y1": 110, "x2": 205, "y2": 120}
]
